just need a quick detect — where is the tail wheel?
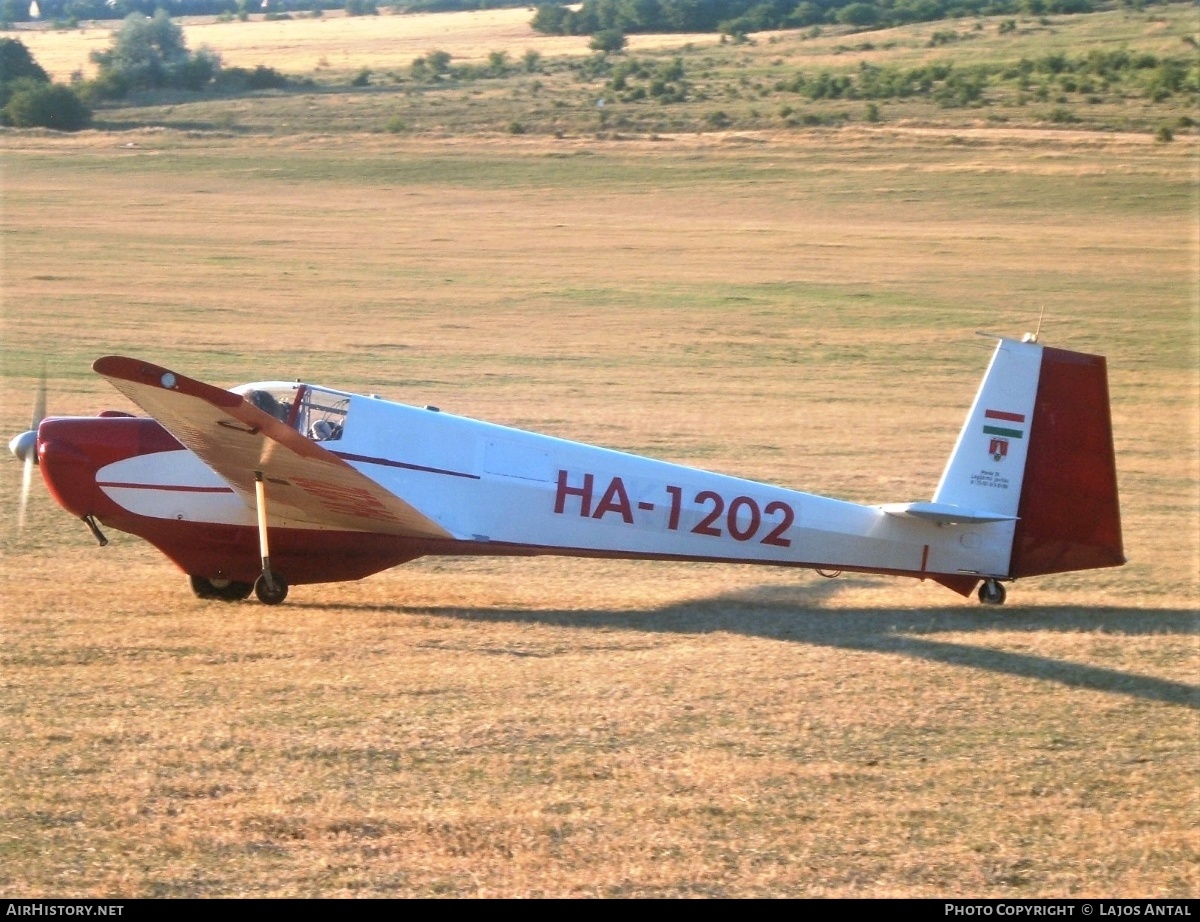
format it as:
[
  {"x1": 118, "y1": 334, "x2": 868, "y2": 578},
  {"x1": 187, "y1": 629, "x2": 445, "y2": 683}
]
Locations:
[
  {"x1": 254, "y1": 573, "x2": 289, "y2": 605},
  {"x1": 978, "y1": 579, "x2": 1007, "y2": 606},
  {"x1": 189, "y1": 575, "x2": 253, "y2": 602}
]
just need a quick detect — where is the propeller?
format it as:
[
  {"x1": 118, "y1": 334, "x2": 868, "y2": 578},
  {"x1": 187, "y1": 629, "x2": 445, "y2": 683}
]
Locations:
[{"x1": 9, "y1": 365, "x2": 46, "y2": 534}]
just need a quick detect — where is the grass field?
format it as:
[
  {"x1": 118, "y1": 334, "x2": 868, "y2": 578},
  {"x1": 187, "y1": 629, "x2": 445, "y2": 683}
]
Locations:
[
  {"x1": 8, "y1": 7, "x2": 716, "y2": 81},
  {"x1": 1, "y1": 7, "x2": 1198, "y2": 899}
]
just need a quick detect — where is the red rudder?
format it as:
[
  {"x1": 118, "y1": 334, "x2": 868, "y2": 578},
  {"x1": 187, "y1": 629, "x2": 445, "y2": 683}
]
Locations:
[{"x1": 1009, "y1": 347, "x2": 1125, "y2": 578}]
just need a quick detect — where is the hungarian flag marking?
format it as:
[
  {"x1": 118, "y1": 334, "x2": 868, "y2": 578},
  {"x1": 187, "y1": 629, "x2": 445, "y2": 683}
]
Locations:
[{"x1": 983, "y1": 408, "x2": 1026, "y2": 439}]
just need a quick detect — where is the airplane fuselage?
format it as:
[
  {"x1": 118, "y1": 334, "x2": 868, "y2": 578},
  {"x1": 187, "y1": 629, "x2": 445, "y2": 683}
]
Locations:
[{"x1": 38, "y1": 394, "x2": 1004, "y2": 594}]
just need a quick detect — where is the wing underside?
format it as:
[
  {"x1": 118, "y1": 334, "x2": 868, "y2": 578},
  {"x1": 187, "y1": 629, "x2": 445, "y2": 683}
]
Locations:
[{"x1": 93, "y1": 356, "x2": 453, "y2": 540}]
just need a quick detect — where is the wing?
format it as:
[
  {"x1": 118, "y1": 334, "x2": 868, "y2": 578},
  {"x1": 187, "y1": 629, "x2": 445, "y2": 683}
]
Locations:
[{"x1": 93, "y1": 356, "x2": 454, "y2": 540}]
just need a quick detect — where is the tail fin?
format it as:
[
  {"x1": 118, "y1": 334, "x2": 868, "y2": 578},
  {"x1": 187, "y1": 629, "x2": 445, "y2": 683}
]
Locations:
[
  {"x1": 933, "y1": 337, "x2": 1124, "y2": 579},
  {"x1": 933, "y1": 338, "x2": 1043, "y2": 524}
]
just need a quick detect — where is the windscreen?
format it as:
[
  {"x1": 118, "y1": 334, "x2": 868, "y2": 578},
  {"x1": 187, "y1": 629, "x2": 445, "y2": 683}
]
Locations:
[{"x1": 231, "y1": 383, "x2": 350, "y2": 441}]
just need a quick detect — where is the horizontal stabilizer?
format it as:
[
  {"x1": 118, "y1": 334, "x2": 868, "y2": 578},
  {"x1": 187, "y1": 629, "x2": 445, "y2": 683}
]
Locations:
[{"x1": 880, "y1": 501, "x2": 1019, "y2": 525}]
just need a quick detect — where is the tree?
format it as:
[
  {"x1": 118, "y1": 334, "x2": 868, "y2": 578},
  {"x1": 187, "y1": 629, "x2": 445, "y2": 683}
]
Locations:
[
  {"x1": 89, "y1": 10, "x2": 221, "y2": 97},
  {"x1": 786, "y1": 2, "x2": 824, "y2": 26},
  {"x1": 0, "y1": 38, "x2": 48, "y2": 83},
  {"x1": 836, "y1": 2, "x2": 881, "y2": 26},
  {"x1": 532, "y1": 3, "x2": 573, "y2": 34},
  {"x1": 0, "y1": 0, "x2": 29, "y2": 24}
]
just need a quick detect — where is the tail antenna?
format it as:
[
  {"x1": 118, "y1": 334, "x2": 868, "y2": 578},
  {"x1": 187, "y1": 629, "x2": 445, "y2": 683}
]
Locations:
[{"x1": 1022, "y1": 306, "x2": 1046, "y2": 344}]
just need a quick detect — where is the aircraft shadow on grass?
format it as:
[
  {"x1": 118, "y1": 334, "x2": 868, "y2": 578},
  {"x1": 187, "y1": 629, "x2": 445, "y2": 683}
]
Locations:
[{"x1": 298, "y1": 578, "x2": 1200, "y2": 710}]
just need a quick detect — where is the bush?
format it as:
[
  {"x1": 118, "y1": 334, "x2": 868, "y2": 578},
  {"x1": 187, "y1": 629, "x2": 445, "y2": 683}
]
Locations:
[
  {"x1": 590, "y1": 30, "x2": 627, "y2": 54},
  {"x1": 3, "y1": 81, "x2": 91, "y2": 130},
  {"x1": 411, "y1": 49, "x2": 452, "y2": 80},
  {"x1": 216, "y1": 64, "x2": 288, "y2": 92},
  {"x1": 0, "y1": 38, "x2": 91, "y2": 130},
  {"x1": 487, "y1": 50, "x2": 509, "y2": 76},
  {"x1": 78, "y1": 68, "x2": 129, "y2": 103},
  {"x1": 175, "y1": 49, "x2": 221, "y2": 91}
]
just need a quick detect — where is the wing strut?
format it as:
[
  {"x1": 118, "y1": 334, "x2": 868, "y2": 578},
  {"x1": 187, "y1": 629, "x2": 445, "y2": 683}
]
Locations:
[{"x1": 254, "y1": 471, "x2": 286, "y2": 604}]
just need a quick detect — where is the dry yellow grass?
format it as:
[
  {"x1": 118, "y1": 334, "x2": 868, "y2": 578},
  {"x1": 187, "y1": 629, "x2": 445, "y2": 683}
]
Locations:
[
  {"x1": 10, "y1": 7, "x2": 720, "y2": 82},
  {"x1": 0, "y1": 117, "x2": 1197, "y2": 894},
  {"x1": 2, "y1": 548, "x2": 1195, "y2": 896}
]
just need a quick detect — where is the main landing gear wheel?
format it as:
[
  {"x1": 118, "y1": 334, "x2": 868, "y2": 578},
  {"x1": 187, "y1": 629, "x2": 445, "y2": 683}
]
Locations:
[
  {"x1": 189, "y1": 575, "x2": 253, "y2": 602},
  {"x1": 978, "y1": 578, "x2": 1007, "y2": 606},
  {"x1": 254, "y1": 573, "x2": 289, "y2": 605}
]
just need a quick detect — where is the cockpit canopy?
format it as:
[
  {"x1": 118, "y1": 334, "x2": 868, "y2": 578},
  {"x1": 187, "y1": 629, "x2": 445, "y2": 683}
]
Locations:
[{"x1": 229, "y1": 382, "x2": 350, "y2": 442}]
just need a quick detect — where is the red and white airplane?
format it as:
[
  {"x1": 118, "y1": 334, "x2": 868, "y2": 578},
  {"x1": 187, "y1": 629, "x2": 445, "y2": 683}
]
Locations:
[{"x1": 9, "y1": 335, "x2": 1124, "y2": 606}]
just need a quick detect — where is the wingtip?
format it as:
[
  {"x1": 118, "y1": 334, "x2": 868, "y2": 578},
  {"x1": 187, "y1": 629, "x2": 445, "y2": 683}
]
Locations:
[
  {"x1": 93, "y1": 356, "x2": 242, "y2": 408},
  {"x1": 92, "y1": 355, "x2": 160, "y2": 379},
  {"x1": 92, "y1": 355, "x2": 124, "y2": 374}
]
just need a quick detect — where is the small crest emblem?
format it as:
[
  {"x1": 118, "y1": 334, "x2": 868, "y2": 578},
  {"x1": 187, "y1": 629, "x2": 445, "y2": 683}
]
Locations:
[{"x1": 983, "y1": 409, "x2": 1025, "y2": 462}]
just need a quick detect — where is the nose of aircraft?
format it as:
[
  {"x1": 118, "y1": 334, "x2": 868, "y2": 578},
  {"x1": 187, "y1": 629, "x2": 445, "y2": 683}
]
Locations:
[{"x1": 9, "y1": 428, "x2": 38, "y2": 464}]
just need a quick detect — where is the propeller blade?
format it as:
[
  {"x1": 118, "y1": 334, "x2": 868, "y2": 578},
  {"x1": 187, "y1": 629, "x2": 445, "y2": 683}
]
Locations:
[
  {"x1": 17, "y1": 453, "x2": 34, "y2": 534},
  {"x1": 12, "y1": 365, "x2": 47, "y2": 535},
  {"x1": 31, "y1": 364, "x2": 46, "y2": 432}
]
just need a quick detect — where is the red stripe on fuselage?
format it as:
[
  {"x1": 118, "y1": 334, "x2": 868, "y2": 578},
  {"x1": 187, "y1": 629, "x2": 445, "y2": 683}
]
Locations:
[{"x1": 98, "y1": 482, "x2": 235, "y2": 493}]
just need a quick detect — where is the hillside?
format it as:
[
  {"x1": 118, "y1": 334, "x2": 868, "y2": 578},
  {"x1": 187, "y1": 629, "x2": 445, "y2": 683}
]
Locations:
[{"x1": 7, "y1": 3, "x2": 1197, "y2": 137}]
